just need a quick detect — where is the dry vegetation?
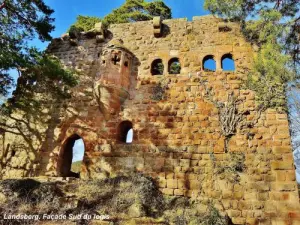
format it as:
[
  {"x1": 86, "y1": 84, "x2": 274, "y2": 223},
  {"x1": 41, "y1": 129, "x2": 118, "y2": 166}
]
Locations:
[
  {"x1": 71, "y1": 161, "x2": 82, "y2": 173},
  {"x1": 0, "y1": 174, "x2": 230, "y2": 225}
]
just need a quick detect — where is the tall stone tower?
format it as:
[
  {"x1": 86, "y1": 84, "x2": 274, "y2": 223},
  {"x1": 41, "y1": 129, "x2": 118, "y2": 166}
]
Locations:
[{"x1": 94, "y1": 39, "x2": 133, "y2": 120}]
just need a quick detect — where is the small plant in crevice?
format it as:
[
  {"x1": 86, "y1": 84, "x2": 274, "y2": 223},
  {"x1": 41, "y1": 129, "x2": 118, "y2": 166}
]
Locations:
[
  {"x1": 210, "y1": 152, "x2": 246, "y2": 184},
  {"x1": 201, "y1": 201, "x2": 228, "y2": 225},
  {"x1": 152, "y1": 78, "x2": 170, "y2": 101}
]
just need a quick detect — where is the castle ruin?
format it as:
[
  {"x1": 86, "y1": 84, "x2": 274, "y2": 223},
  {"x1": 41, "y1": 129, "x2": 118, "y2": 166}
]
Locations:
[{"x1": 1, "y1": 15, "x2": 300, "y2": 224}]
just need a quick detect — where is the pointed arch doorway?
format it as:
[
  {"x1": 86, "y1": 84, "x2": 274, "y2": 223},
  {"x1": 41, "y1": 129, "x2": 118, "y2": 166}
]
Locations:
[{"x1": 57, "y1": 134, "x2": 85, "y2": 178}]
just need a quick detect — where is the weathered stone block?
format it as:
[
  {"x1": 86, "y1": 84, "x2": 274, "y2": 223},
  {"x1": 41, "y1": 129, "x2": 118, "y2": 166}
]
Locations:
[
  {"x1": 167, "y1": 179, "x2": 177, "y2": 189},
  {"x1": 271, "y1": 161, "x2": 293, "y2": 170}
]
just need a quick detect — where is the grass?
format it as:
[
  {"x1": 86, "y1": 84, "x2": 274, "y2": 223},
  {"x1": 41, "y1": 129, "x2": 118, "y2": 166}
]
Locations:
[
  {"x1": 71, "y1": 160, "x2": 82, "y2": 173},
  {"x1": 0, "y1": 174, "x2": 229, "y2": 225}
]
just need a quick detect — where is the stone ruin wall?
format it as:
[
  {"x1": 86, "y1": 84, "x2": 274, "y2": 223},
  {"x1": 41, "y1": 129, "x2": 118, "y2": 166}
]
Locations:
[{"x1": 1, "y1": 15, "x2": 300, "y2": 224}]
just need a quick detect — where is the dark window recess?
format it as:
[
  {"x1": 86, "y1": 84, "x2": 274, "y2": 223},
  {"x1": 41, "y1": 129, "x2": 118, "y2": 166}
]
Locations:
[
  {"x1": 112, "y1": 54, "x2": 121, "y2": 65},
  {"x1": 118, "y1": 121, "x2": 133, "y2": 143},
  {"x1": 151, "y1": 59, "x2": 164, "y2": 75},
  {"x1": 168, "y1": 58, "x2": 181, "y2": 74},
  {"x1": 124, "y1": 61, "x2": 129, "y2": 67},
  {"x1": 219, "y1": 25, "x2": 232, "y2": 32}
]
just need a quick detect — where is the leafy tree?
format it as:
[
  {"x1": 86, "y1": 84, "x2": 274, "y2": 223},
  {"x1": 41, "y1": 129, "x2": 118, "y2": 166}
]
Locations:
[
  {"x1": 0, "y1": 0, "x2": 78, "y2": 107},
  {"x1": 204, "y1": 0, "x2": 299, "y2": 109},
  {"x1": 3, "y1": 51, "x2": 77, "y2": 114},
  {"x1": 69, "y1": 15, "x2": 102, "y2": 32},
  {"x1": 68, "y1": 0, "x2": 172, "y2": 31},
  {"x1": 103, "y1": 0, "x2": 171, "y2": 25}
]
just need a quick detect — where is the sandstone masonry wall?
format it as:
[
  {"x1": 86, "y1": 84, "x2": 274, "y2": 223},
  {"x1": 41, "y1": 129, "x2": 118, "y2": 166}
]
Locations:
[{"x1": 1, "y1": 15, "x2": 300, "y2": 225}]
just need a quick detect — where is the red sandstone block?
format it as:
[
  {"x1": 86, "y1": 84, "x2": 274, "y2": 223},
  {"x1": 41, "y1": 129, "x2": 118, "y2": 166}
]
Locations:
[
  {"x1": 228, "y1": 210, "x2": 241, "y2": 217},
  {"x1": 272, "y1": 182, "x2": 297, "y2": 191},
  {"x1": 186, "y1": 190, "x2": 198, "y2": 198},
  {"x1": 246, "y1": 218, "x2": 257, "y2": 225},
  {"x1": 222, "y1": 190, "x2": 233, "y2": 199},
  {"x1": 273, "y1": 146, "x2": 292, "y2": 154},
  {"x1": 158, "y1": 178, "x2": 167, "y2": 188},
  {"x1": 191, "y1": 154, "x2": 201, "y2": 159},
  {"x1": 292, "y1": 220, "x2": 300, "y2": 225},
  {"x1": 189, "y1": 180, "x2": 201, "y2": 190},
  {"x1": 249, "y1": 182, "x2": 270, "y2": 191},
  {"x1": 167, "y1": 179, "x2": 178, "y2": 189},
  {"x1": 271, "y1": 161, "x2": 293, "y2": 170},
  {"x1": 265, "y1": 175, "x2": 276, "y2": 182},
  {"x1": 253, "y1": 174, "x2": 264, "y2": 181},
  {"x1": 211, "y1": 191, "x2": 221, "y2": 198},
  {"x1": 276, "y1": 171, "x2": 286, "y2": 181},
  {"x1": 174, "y1": 189, "x2": 185, "y2": 196},
  {"x1": 270, "y1": 192, "x2": 290, "y2": 201},
  {"x1": 272, "y1": 219, "x2": 291, "y2": 225},
  {"x1": 166, "y1": 173, "x2": 174, "y2": 179},
  {"x1": 267, "y1": 114, "x2": 276, "y2": 120},
  {"x1": 286, "y1": 171, "x2": 296, "y2": 181},
  {"x1": 283, "y1": 153, "x2": 294, "y2": 161},
  {"x1": 273, "y1": 134, "x2": 290, "y2": 140},
  {"x1": 177, "y1": 179, "x2": 186, "y2": 189},
  {"x1": 276, "y1": 114, "x2": 288, "y2": 120},
  {"x1": 161, "y1": 188, "x2": 174, "y2": 195},
  {"x1": 186, "y1": 173, "x2": 197, "y2": 180},
  {"x1": 233, "y1": 192, "x2": 244, "y2": 200},
  {"x1": 232, "y1": 217, "x2": 245, "y2": 224},
  {"x1": 272, "y1": 140, "x2": 283, "y2": 146},
  {"x1": 198, "y1": 146, "x2": 208, "y2": 153},
  {"x1": 175, "y1": 173, "x2": 185, "y2": 179},
  {"x1": 189, "y1": 116, "x2": 198, "y2": 122},
  {"x1": 265, "y1": 120, "x2": 279, "y2": 126},
  {"x1": 257, "y1": 193, "x2": 269, "y2": 201}
]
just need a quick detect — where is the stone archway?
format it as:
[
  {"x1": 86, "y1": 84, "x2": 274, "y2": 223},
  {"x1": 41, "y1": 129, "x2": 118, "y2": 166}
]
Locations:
[{"x1": 57, "y1": 134, "x2": 85, "y2": 178}]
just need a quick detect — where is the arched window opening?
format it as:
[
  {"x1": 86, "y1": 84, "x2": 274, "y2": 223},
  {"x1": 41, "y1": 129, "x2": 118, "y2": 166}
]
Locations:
[
  {"x1": 221, "y1": 54, "x2": 235, "y2": 71},
  {"x1": 168, "y1": 58, "x2": 181, "y2": 74},
  {"x1": 126, "y1": 129, "x2": 133, "y2": 143},
  {"x1": 203, "y1": 55, "x2": 216, "y2": 72},
  {"x1": 151, "y1": 59, "x2": 164, "y2": 75},
  {"x1": 118, "y1": 121, "x2": 133, "y2": 143},
  {"x1": 58, "y1": 134, "x2": 85, "y2": 178}
]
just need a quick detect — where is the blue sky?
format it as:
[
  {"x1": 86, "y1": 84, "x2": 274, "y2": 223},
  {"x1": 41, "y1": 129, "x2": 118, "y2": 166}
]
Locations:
[{"x1": 34, "y1": 0, "x2": 210, "y2": 51}]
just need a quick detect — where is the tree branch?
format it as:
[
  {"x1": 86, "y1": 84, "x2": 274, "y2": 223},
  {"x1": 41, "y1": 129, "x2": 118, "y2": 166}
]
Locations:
[{"x1": 0, "y1": 2, "x2": 5, "y2": 11}]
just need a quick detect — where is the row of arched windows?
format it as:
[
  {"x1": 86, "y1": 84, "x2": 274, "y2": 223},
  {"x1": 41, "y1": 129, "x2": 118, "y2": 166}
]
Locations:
[
  {"x1": 151, "y1": 54, "x2": 235, "y2": 75},
  {"x1": 151, "y1": 58, "x2": 181, "y2": 75}
]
